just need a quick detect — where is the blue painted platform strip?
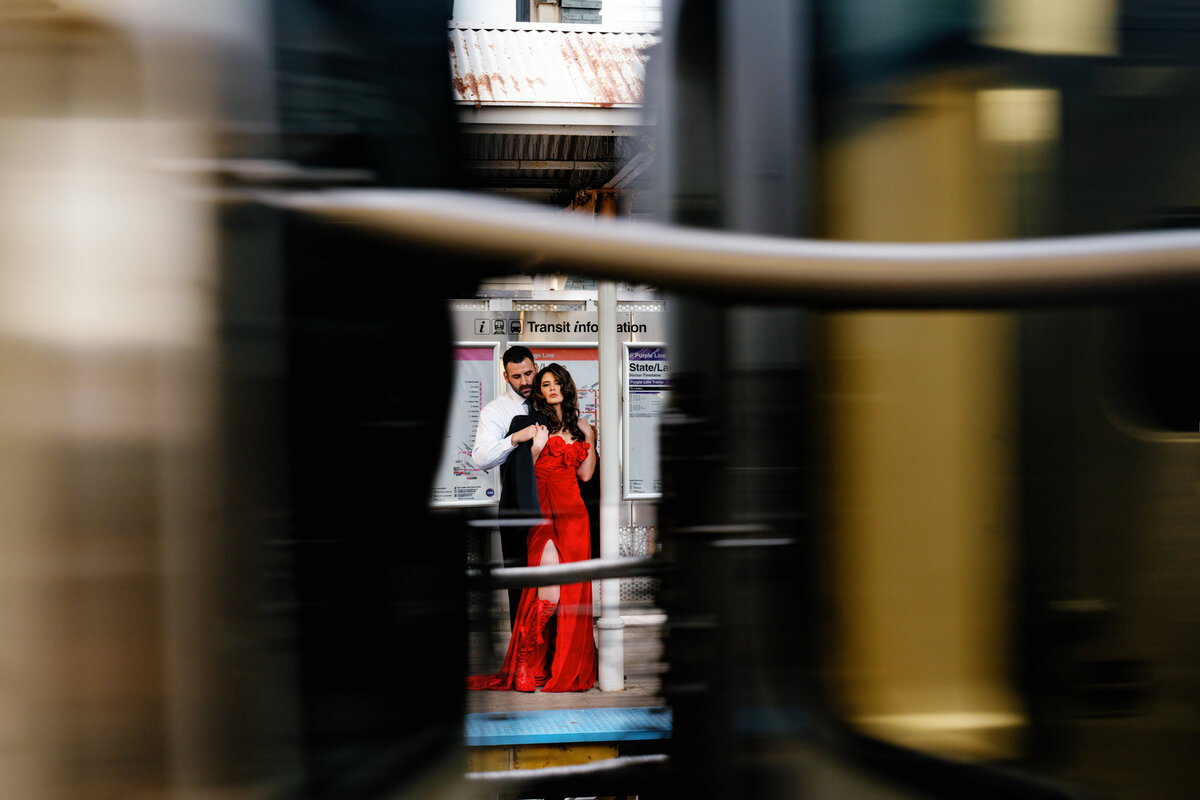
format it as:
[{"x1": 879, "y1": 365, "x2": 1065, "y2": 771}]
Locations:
[{"x1": 464, "y1": 706, "x2": 672, "y2": 746}]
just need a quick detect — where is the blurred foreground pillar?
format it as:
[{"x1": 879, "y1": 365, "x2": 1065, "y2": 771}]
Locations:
[{"x1": 0, "y1": 9, "x2": 235, "y2": 797}]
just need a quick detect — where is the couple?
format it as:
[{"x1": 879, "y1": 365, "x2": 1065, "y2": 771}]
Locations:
[{"x1": 469, "y1": 346, "x2": 597, "y2": 692}]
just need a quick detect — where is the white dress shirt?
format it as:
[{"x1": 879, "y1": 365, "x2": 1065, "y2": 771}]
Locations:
[{"x1": 472, "y1": 384, "x2": 530, "y2": 471}]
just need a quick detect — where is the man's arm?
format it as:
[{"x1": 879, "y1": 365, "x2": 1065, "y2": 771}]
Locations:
[{"x1": 472, "y1": 401, "x2": 517, "y2": 471}]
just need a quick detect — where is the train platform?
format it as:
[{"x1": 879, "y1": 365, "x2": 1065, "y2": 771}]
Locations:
[
  {"x1": 464, "y1": 607, "x2": 668, "y2": 771},
  {"x1": 466, "y1": 706, "x2": 671, "y2": 747}
]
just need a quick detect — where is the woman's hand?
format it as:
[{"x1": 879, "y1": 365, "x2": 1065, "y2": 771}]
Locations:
[
  {"x1": 531, "y1": 423, "x2": 549, "y2": 461},
  {"x1": 576, "y1": 418, "x2": 597, "y2": 482},
  {"x1": 582, "y1": 417, "x2": 597, "y2": 456}
]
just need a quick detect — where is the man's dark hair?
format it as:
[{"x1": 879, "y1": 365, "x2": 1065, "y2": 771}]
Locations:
[{"x1": 502, "y1": 345, "x2": 535, "y2": 367}]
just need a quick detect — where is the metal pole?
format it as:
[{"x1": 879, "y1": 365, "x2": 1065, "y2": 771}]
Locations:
[{"x1": 597, "y1": 279, "x2": 624, "y2": 690}]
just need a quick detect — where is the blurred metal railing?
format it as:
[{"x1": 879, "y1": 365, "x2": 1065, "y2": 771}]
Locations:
[
  {"x1": 466, "y1": 753, "x2": 669, "y2": 793},
  {"x1": 283, "y1": 189, "x2": 1200, "y2": 307},
  {"x1": 467, "y1": 555, "x2": 661, "y2": 590}
]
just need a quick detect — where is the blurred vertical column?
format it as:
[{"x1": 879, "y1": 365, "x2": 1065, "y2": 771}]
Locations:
[
  {"x1": 597, "y1": 278, "x2": 624, "y2": 691},
  {"x1": 653, "y1": 0, "x2": 814, "y2": 797},
  {"x1": 716, "y1": 0, "x2": 815, "y2": 740},
  {"x1": 143, "y1": 3, "x2": 299, "y2": 794},
  {"x1": 269, "y1": 1, "x2": 473, "y2": 797},
  {"x1": 0, "y1": 3, "x2": 250, "y2": 796}
]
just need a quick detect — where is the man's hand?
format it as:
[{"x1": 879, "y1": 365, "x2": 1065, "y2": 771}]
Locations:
[{"x1": 510, "y1": 424, "x2": 539, "y2": 446}]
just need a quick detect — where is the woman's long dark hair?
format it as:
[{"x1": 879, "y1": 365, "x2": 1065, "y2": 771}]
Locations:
[{"x1": 532, "y1": 363, "x2": 586, "y2": 441}]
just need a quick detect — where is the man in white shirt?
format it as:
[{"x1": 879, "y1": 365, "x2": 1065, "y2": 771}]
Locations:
[
  {"x1": 472, "y1": 345, "x2": 548, "y2": 625},
  {"x1": 472, "y1": 345, "x2": 541, "y2": 487}
]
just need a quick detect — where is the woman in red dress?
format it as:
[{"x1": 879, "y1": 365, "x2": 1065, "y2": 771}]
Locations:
[{"x1": 468, "y1": 363, "x2": 598, "y2": 692}]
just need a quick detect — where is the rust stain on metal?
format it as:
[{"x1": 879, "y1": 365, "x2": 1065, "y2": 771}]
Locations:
[{"x1": 449, "y1": 26, "x2": 655, "y2": 106}]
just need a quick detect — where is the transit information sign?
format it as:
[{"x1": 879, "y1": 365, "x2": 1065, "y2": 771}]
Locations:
[
  {"x1": 625, "y1": 344, "x2": 667, "y2": 498},
  {"x1": 429, "y1": 344, "x2": 500, "y2": 506}
]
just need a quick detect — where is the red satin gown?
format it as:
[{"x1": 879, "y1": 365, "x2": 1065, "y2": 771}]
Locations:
[{"x1": 468, "y1": 436, "x2": 597, "y2": 692}]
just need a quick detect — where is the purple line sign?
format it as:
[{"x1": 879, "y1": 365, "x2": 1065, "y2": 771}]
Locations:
[{"x1": 626, "y1": 345, "x2": 668, "y2": 497}]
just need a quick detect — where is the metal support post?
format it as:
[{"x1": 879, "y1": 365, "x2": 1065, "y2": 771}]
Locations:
[{"x1": 597, "y1": 279, "x2": 625, "y2": 690}]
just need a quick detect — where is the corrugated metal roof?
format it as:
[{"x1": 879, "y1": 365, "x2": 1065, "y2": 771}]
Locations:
[{"x1": 449, "y1": 25, "x2": 657, "y2": 107}]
